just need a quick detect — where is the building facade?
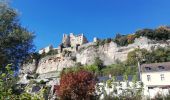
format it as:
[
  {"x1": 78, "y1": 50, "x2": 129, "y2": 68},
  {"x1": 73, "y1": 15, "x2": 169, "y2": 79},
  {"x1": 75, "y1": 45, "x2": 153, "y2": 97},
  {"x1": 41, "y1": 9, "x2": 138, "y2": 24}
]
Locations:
[
  {"x1": 62, "y1": 33, "x2": 88, "y2": 47},
  {"x1": 141, "y1": 62, "x2": 170, "y2": 98},
  {"x1": 39, "y1": 45, "x2": 53, "y2": 54}
]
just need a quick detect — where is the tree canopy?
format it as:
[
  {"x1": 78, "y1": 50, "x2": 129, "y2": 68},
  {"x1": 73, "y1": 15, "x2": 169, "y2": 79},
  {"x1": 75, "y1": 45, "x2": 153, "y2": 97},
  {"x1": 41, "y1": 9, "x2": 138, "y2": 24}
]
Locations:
[
  {"x1": 127, "y1": 47, "x2": 170, "y2": 65},
  {"x1": 0, "y1": 2, "x2": 34, "y2": 69}
]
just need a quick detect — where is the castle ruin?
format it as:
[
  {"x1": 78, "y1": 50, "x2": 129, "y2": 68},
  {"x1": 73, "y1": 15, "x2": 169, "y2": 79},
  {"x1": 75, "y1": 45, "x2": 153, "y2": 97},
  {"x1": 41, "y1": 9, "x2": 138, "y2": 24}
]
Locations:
[
  {"x1": 62, "y1": 33, "x2": 88, "y2": 47},
  {"x1": 38, "y1": 33, "x2": 88, "y2": 54}
]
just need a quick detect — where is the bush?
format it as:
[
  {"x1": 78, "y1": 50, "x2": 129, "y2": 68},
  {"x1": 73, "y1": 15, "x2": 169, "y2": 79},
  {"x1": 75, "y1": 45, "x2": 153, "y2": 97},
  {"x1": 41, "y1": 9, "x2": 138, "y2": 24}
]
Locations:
[
  {"x1": 112, "y1": 26, "x2": 170, "y2": 47},
  {"x1": 135, "y1": 26, "x2": 170, "y2": 41},
  {"x1": 39, "y1": 80, "x2": 46, "y2": 84},
  {"x1": 94, "y1": 57, "x2": 104, "y2": 70},
  {"x1": 101, "y1": 63, "x2": 137, "y2": 76}
]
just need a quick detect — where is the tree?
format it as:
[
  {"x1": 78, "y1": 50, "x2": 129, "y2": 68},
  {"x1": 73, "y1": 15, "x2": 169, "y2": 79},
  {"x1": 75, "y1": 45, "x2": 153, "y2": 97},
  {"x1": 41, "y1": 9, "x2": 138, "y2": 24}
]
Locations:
[
  {"x1": 127, "y1": 48, "x2": 148, "y2": 65},
  {"x1": 55, "y1": 70, "x2": 96, "y2": 100},
  {"x1": 85, "y1": 65, "x2": 99, "y2": 74},
  {"x1": 94, "y1": 57, "x2": 104, "y2": 70},
  {"x1": 113, "y1": 34, "x2": 129, "y2": 46},
  {"x1": 0, "y1": 2, "x2": 34, "y2": 69},
  {"x1": 135, "y1": 26, "x2": 170, "y2": 41}
]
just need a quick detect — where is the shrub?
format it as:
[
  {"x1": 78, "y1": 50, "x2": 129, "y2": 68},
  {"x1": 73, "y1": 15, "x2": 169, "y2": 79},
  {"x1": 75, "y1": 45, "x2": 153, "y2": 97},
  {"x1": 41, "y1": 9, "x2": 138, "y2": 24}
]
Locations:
[
  {"x1": 94, "y1": 57, "x2": 104, "y2": 70},
  {"x1": 135, "y1": 26, "x2": 170, "y2": 41},
  {"x1": 39, "y1": 80, "x2": 46, "y2": 84}
]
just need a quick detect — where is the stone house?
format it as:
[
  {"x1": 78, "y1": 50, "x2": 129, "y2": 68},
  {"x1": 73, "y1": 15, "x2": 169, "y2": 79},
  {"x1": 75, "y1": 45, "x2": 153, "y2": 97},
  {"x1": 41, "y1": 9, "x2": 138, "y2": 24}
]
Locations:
[{"x1": 141, "y1": 62, "x2": 170, "y2": 99}]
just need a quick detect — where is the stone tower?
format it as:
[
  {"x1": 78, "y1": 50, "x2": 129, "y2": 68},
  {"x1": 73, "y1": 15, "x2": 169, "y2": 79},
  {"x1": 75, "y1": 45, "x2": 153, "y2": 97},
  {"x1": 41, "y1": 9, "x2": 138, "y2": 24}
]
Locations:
[
  {"x1": 62, "y1": 33, "x2": 88, "y2": 47},
  {"x1": 62, "y1": 34, "x2": 70, "y2": 47}
]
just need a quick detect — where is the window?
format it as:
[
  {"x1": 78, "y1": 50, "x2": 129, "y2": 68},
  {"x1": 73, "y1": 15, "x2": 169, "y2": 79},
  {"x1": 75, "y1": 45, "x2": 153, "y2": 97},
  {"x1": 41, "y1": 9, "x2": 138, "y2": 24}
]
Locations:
[
  {"x1": 145, "y1": 67, "x2": 151, "y2": 71},
  {"x1": 158, "y1": 66, "x2": 165, "y2": 70},
  {"x1": 147, "y1": 75, "x2": 151, "y2": 82},
  {"x1": 160, "y1": 74, "x2": 165, "y2": 81}
]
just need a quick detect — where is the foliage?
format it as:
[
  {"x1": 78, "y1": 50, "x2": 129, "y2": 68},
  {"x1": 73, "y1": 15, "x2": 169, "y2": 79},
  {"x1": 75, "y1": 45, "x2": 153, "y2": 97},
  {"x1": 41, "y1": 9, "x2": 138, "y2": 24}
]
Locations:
[
  {"x1": 0, "y1": 64, "x2": 18, "y2": 99},
  {"x1": 0, "y1": 64, "x2": 45, "y2": 100},
  {"x1": 40, "y1": 49, "x2": 58, "y2": 58},
  {"x1": 85, "y1": 64, "x2": 99, "y2": 74},
  {"x1": 55, "y1": 70, "x2": 96, "y2": 100},
  {"x1": 62, "y1": 62, "x2": 137, "y2": 78},
  {"x1": 113, "y1": 33, "x2": 129, "y2": 46},
  {"x1": 102, "y1": 94, "x2": 119, "y2": 100},
  {"x1": 96, "y1": 38, "x2": 112, "y2": 46},
  {"x1": 112, "y1": 33, "x2": 137, "y2": 46},
  {"x1": 94, "y1": 57, "x2": 104, "y2": 70},
  {"x1": 127, "y1": 47, "x2": 170, "y2": 65},
  {"x1": 0, "y1": 2, "x2": 34, "y2": 69},
  {"x1": 101, "y1": 63, "x2": 137, "y2": 76},
  {"x1": 113, "y1": 26, "x2": 170, "y2": 46},
  {"x1": 127, "y1": 34, "x2": 136, "y2": 44},
  {"x1": 19, "y1": 91, "x2": 46, "y2": 100},
  {"x1": 127, "y1": 48, "x2": 149, "y2": 65},
  {"x1": 39, "y1": 80, "x2": 46, "y2": 84},
  {"x1": 135, "y1": 26, "x2": 170, "y2": 41}
]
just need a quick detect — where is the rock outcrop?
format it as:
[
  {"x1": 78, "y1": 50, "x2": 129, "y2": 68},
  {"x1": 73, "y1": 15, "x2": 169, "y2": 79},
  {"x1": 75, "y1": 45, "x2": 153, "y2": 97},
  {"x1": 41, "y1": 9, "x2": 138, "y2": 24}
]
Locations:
[
  {"x1": 77, "y1": 37, "x2": 170, "y2": 65},
  {"x1": 20, "y1": 37, "x2": 170, "y2": 76},
  {"x1": 36, "y1": 55, "x2": 75, "y2": 74}
]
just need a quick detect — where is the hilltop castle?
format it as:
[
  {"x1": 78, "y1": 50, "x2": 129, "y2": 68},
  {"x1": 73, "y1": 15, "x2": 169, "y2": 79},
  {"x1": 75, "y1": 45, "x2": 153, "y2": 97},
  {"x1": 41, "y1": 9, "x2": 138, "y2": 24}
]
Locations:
[
  {"x1": 62, "y1": 33, "x2": 88, "y2": 47},
  {"x1": 39, "y1": 33, "x2": 89, "y2": 54}
]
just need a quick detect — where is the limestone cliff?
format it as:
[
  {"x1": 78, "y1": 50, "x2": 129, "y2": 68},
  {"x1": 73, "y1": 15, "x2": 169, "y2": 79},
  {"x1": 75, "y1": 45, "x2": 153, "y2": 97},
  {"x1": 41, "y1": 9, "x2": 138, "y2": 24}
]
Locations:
[
  {"x1": 77, "y1": 37, "x2": 170, "y2": 65},
  {"x1": 20, "y1": 37, "x2": 170, "y2": 76}
]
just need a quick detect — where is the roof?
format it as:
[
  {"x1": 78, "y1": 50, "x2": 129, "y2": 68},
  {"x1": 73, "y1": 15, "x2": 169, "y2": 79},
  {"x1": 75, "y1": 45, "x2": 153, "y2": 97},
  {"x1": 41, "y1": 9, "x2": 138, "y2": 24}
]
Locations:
[
  {"x1": 97, "y1": 75, "x2": 140, "y2": 82},
  {"x1": 141, "y1": 62, "x2": 170, "y2": 73}
]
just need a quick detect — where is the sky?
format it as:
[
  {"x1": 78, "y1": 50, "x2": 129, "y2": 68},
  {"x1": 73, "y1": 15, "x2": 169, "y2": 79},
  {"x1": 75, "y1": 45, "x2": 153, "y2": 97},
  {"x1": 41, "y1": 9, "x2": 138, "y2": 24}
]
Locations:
[{"x1": 11, "y1": 0, "x2": 170, "y2": 51}]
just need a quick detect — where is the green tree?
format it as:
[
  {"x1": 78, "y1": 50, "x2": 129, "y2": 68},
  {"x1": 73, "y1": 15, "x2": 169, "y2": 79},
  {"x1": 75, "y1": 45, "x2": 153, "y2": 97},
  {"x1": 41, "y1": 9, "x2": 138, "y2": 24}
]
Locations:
[
  {"x1": 0, "y1": 2, "x2": 34, "y2": 69},
  {"x1": 94, "y1": 57, "x2": 104, "y2": 70},
  {"x1": 85, "y1": 64, "x2": 99, "y2": 74},
  {"x1": 127, "y1": 48, "x2": 148, "y2": 65}
]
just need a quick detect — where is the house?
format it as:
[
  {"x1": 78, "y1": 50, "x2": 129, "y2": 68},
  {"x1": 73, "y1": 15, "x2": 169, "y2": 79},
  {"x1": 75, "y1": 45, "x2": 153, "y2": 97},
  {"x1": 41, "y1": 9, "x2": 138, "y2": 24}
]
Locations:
[
  {"x1": 141, "y1": 62, "x2": 170, "y2": 98},
  {"x1": 39, "y1": 45, "x2": 53, "y2": 54}
]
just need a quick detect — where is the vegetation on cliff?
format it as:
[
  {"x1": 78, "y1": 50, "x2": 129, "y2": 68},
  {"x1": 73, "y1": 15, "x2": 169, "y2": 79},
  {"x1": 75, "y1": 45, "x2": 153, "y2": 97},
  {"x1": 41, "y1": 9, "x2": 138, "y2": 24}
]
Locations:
[
  {"x1": 127, "y1": 47, "x2": 170, "y2": 65},
  {"x1": 97, "y1": 26, "x2": 170, "y2": 46}
]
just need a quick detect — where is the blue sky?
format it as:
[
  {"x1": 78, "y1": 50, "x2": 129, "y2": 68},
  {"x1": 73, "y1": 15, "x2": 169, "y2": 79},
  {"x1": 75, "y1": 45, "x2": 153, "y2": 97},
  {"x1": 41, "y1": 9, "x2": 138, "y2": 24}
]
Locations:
[{"x1": 11, "y1": 0, "x2": 170, "y2": 50}]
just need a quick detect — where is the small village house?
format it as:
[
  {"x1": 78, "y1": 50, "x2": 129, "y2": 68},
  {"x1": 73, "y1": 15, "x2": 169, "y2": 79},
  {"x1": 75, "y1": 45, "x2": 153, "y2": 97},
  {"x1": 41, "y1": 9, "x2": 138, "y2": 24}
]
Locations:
[{"x1": 141, "y1": 62, "x2": 170, "y2": 98}]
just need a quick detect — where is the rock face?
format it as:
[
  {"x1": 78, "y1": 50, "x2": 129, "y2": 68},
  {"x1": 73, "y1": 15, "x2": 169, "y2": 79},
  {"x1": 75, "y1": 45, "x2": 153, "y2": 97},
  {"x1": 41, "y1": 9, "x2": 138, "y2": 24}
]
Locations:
[
  {"x1": 19, "y1": 60, "x2": 38, "y2": 76},
  {"x1": 76, "y1": 37, "x2": 170, "y2": 65},
  {"x1": 21, "y1": 37, "x2": 170, "y2": 75},
  {"x1": 36, "y1": 55, "x2": 76, "y2": 74}
]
